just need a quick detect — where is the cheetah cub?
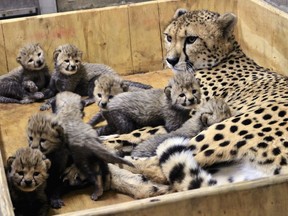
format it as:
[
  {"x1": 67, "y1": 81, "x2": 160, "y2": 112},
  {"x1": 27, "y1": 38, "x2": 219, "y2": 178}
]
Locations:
[
  {"x1": 6, "y1": 147, "x2": 51, "y2": 216},
  {"x1": 131, "y1": 98, "x2": 232, "y2": 157},
  {"x1": 40, "y1": 44, "x2": 151, "y2": 110},
  {"x1": 88, "y1": 74, "x2": 151, "y2": 126},
  {"x1": 54, "y1": 91, "x2": 134, "y2": 201},
  {"x1": 0, "y1": 43, "x2": 50, "y2": 104},
  {"x1": 96, "y1": 71, "x2": 201, "y2": 136}
]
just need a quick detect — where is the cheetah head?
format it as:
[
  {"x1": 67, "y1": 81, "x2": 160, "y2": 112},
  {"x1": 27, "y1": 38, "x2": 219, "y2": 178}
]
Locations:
[
  {"x1": 164, "y1": 9, "x2": 237, "y2": 72},
  {"x1": 6, "y1": 147, "x2": 51, "y2": 192},
  {"x1": 53, "y1": 44, "x2": 82, "y2": 75},
  {"x1": 16, "y1": 43, "x2": 46, "y2": 71}
]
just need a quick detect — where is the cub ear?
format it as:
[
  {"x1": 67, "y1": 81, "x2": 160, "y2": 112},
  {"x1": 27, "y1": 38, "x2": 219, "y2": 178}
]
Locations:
[
  {"x1": 164, "y1": 86, "x2": 172, "y2": 99},
  {"x1": 174, "y1": 8, "x2": 187, "y2": 19},
  {"x1": 43, "y1": 157, "x2": 51, "y2": 170},
  {"x1": 6, "y1": 156, "x2": 16, "y2": 173},
  {"x1": 120, "y1": 82, "x2": 129, "y2": 92},
  {"x1": 16, "y1": 55, "x2": 22, "y2": 64},
  {"x1": 53, "y1": 48, "x2": 62, "y2": 62},
  {"x1": 217, "y1": 13, "x2": 237, "y2": 38},
  {"x1": 200, "y1": 113, "x2": 212, "y2": 127}
]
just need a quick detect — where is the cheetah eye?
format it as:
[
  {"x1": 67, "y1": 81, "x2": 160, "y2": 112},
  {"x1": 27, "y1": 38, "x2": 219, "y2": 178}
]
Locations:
[
  {"x1": 28, "y1": 59, "x2": 33, "y2": 63},
  {"x1": 17, "y1": 171, "x2": 24, "y2": 176},
  {"x1": 97, "y1": 93, "x2": 102, "y2": 98},
  {"x1": 192, "y1": 89, "x2": 197, "y2": 94},
  {"x1": 38, "y1": 52, "x2": 42, "y2": 57},
  {"x1": 165, "y1": 34, "x2": 172, "y2": 43},
  {"x1": 186, "y1": 36, "x2": 198, "y2": 44},
  {"x1": 109, "y1": 95, "x2": 114, "y2": 99},
  {"x1": 179, "y1": 93, "x2": 185, "y2": 97},
  {"x1": 75, "y1": 60, "x2": 80, "y2": 63},
  {"x1": 29, "y1": 136, "x2": 33, "y2": 141},
  {"x1": 40, "y1": 138, "x2": 46, "y2": 143},
  {"x1": 64, "y1": 59, "x2": 70, "y2": 63},
  {"x1": 34, "y1": 172, "x2": 40, "y2": 176}
]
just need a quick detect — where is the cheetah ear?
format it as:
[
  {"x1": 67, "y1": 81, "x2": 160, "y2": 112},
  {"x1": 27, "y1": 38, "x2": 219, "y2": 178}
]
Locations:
[
  {"x1": 120, "y1": 82, "x2": 129, "y2": 92},
  {"x1": 53, "y1": 48, "x2": 62, "y2": 62},
  {"x1": 164, "y1": 86, "x2": 172, "y2": 99},
  {"x1": 16, "y1": 55, "x2": 22, "y2": 64},
  {"x1": 6, "y1": 156, "x2": 16, "y2": 173},
  {"x1": 51, "y1": 120, "x2": 64, "y2": 137},
  {"x1": 217, "y1": 13, "x2": 237, "y2": 37},
  {"x1": 44, "y1": 158, "x2": 51, "y2": 170},
  {"x1": 201, "y1": 113, "x2": 212, "y2": 127},
  {"x1": 174, "y1": 8, "x2": 187, "y2": 19}
]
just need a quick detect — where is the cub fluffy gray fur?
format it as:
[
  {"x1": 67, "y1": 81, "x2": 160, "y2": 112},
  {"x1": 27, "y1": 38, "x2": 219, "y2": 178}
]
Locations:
[
  {"x1": 96, "y1": 71, "x2": 201, "y2": 136},
  {"x1": 131, "y1": 98, "x2": 232, "y2": 157},
  {"x1": 40, "y1": 44, "x2": 151, "y2": 110},
  {"x1": 54, "y1": 91, "x2": 134, "y2": 201},
  {"x1": 0, "y1": 43, "x2": 50, "y2": 104}
]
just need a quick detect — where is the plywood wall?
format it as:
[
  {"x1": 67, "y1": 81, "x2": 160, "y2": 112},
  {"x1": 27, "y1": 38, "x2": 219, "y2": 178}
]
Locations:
[{"x1": 0, "y1": 0, "x2": 186, "y2": 76}]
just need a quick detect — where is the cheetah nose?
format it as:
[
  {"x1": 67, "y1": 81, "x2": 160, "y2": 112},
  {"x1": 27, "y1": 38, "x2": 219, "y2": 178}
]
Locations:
[
  {"x1": 71, "y1": 65, "x2": 76, "y2": 70},
  {"x1": 101, "y1": 102, "x2": 107, "y2": 108},
  {"x1": 37, "y1": 60, "x2": 43, "y2": 66},
  {"x1": 166, "y1": 57, "x2": 179, "y2": 67},
  {"x1": 25, "y1": 180, "x2": 32, "y2": 186},
  {"x1": 188, "y1": 98, "x2": 195, "y2": 103}
]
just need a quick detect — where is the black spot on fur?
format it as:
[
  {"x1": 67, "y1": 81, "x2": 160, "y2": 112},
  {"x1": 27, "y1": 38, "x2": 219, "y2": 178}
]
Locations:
[
  {"x1": 279, "y1": 111, "x2": 286, "y2": 117},
  {"x1": 271, "y1": 106, "x2": 279, "y2": 111},
  {"x1": 215, "y1": 124, "x2": 225, "y2": 130},
  {"x1": 204, "y1": 149, "x2": 215, "y2": 156},
  {"x1": 280, "y1": 157, "x2": 287, "y2": 165},
  {"x1": 150, "y1": 198, "x2": 160, "y2": 202},
  {"x1": 169, "y1": 163, "x2": 185, "y2": 184},
  {"x1": 219, "y1": 141, "x2": 230, "y2": 147},
  {"x1": 274, "y1": 168, "x2": 281, "y2": 175},
  {"x1": 195, "y1": 134, "x2": 205, "y2": 142},
  {"x1": 272, "y1": 147, "x2": 281, "y2": 156},
  {"x1": 262, "y1": 127, "x2": 272, "y2": 132},
  {"x1": 235, "y1": 140, "x2": 247, "y2": 148},
  {"x1": 141, "y1": 175, "x2": 148, "y2": 182},
  {"x1": 253, "y1": 123, "x2": 262, "y2": 129},
  {"x1": 244, "y1": 134, "x2": 254, "y2": 139},
  {"x1": 133, "y1": 132, "x2": 141, "y2": 137},
  {"x1": 231, "y1": 117, "x2": 241, "y2": 123},
  {"x1": 254, "y1": 108, "x2": 265, "y2": 114},
  {"x1": 242, "y1": 119, "x2": 252, "y2": 125},
  {"x1": 190, "y1": 168, "x2": 200, "y2": 175},
  {"x1": 230, "y1": 149, "x2": 237, "y2": 155},
  {"x1": 148, "y1": 129, "x2": 159, "y2": 135},
  {"x1": 208, "y1": 179, "x2": 217, "y2": 186},
  {"x1": 275, "y1": 131, "x2": 283, "y2": 136},
  {"x1": 257, "y1": 142, "x2": 268, "y2": 148},
  {"x1": 159, "y1": 145, "x2": 187, "y2": 164},
  {"x1": 188, "y1": 145, "x2": 196, "y2": 151},
  {"x1": 264, "y1": 136, "x2": 274, "y2": 142},
  {"x1": 188, "y1": 178, "x2": 203, "y2": 190},
  {"x1": 200, "y1": 144, "x2": 209, "y2": 152},
  {"x1": 230, "y1": 125, "x2": 238, "y2": 133},
  {"x1": 239, "y1": 130, "x2": 248, "y2": 136},
  {"x1": 263, "y1": 114, "x2": 272, "y2": 120},
  {"x1": 213, "y1": 134, "x2": 224, "y2": 141},
  {"x1": 228, "y1": 177, "x2": 234, "y2": 183}
]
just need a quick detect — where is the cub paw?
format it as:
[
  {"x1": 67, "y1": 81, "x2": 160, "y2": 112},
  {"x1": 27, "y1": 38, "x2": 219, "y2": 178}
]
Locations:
[{"x1": 50, "y1": 198, "x2": 65, "y2": 209}]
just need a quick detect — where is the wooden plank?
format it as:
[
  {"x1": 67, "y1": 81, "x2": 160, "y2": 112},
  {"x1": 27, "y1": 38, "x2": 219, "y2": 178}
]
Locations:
[
  {"x1": 0, "y1": 129, "x2": 14, "y2": 216},
  {"x1": 128, "y1": 2, "x2": 163, "y2": 73},
  {"x1": 237, "y1": 0, "x2": 288, "y2": 76},
  {"x1": 0, "y1": 23, "x2": 8, "y2": 75}
]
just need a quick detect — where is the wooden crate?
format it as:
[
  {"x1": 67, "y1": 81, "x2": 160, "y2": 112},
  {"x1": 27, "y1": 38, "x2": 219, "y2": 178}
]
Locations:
[{"x1": 1, "y1": 0, "x2": 288, "y2": 215}]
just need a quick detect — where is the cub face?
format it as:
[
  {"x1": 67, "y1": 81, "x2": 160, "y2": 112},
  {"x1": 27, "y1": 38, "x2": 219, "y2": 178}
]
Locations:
[
  {"x1": 62, "y1": 164, "x2": 88, "y2": 187},
  {"x1": 16, "y1": 43, "x2": 46, "y2": 71},
  {"x1": 27, "y1": 113, "x2": 64, "y2": 155},
  {"x1": 165, "y1": 71, "x2": 201, "y2": 110},
  {"x1": 164, "y1": 9, "x2": 237, "y2": 72},
  {"x1": 6, "y1": 147, "x2": 50, "y2": 192},
  {"x1": 93, "y1": 75, "x2": 129, "y2": 110},
  {"x1": 53, "y1": 44, "x2": 82, "y2": 75},
  {"x1": 199, "y1": 98, "x2": 232, "y2": 127}
]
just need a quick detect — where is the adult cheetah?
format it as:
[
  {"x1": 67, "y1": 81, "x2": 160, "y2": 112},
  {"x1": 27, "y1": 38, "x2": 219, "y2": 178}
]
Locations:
[{"x1": 100, "y1": 8, "x2": 288, "y2": 190}]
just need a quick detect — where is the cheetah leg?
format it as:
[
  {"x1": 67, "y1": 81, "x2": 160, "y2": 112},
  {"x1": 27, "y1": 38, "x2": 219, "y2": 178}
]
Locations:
[{"x1": 108, "y1": 164, "x2": 170, "y2": 199}]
